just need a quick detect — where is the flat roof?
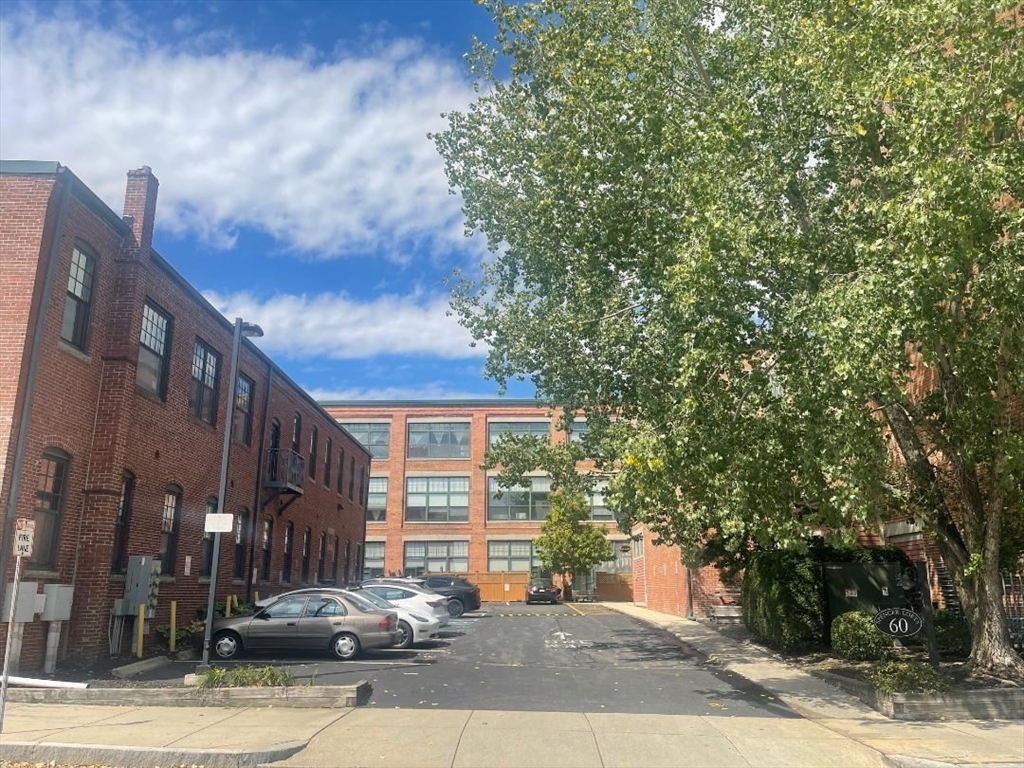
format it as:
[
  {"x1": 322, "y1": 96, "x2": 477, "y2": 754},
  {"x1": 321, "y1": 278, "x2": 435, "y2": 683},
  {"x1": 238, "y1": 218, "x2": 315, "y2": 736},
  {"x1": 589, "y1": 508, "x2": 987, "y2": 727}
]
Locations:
[{"x1": 321, "y1": 399, "x2": 550, "y2": 408}]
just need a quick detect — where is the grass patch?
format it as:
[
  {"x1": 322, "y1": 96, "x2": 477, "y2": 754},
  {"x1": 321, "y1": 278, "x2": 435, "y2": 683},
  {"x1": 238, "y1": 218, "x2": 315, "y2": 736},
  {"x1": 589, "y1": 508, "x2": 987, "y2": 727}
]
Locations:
[{"x1": 197, "y1": 664, "x2": 294, "y2": 688}]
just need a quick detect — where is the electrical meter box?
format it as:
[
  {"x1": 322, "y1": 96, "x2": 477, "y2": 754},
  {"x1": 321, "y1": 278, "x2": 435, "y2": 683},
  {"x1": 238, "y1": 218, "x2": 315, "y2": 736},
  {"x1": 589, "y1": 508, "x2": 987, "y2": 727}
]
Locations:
[
  {"x1": 2, "y1": 581, "x2": 40, "y2": 623},
  {"x1": 41, "y1": 584, "x2": 74, "y2": 621},
  {"x1": 124, "y1": 556, "x2": 161, "y2": 618}
]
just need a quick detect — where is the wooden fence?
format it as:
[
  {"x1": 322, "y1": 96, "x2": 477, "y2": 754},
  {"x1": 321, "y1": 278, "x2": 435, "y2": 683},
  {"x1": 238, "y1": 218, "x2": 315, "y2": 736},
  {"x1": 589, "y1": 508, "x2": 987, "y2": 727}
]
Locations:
[{"x1": 462, "y1": 571, "x2": 634, "y2": 603}]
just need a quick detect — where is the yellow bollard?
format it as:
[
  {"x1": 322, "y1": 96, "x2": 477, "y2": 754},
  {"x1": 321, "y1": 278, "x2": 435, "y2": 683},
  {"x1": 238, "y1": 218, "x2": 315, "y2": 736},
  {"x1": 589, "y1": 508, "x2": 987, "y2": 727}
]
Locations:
[
  {"x1": 254, "y1": 590, "x2": 259, "y2": 604},
  {"x1": 231, "y1": 594, "x2": 238, "y2": 612},
  {"x1": 225, "y1": 594, "x2": 232, "y2": 618},
  {"x1": 169, "y1": 601, "x2": 177, "y2": 653},
  {"x1": 136, "y1": 603, "x2": 146, "y2": 659}
]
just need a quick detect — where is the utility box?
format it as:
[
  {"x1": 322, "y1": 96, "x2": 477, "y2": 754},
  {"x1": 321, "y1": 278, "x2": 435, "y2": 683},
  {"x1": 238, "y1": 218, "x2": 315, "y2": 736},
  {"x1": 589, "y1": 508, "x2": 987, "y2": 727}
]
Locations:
[
  {"x1": 824, "y1": 562, "x2": 907, "y2": 627},
  {"x1": 124, "y1": 556, "x2": 161, "y2": 618},
  {"x1": 41, "y1": 584, "x2": 74, "y2": 621},
  {"x1": 2, "y1": 581, "x2": 40, "y2": 623}
]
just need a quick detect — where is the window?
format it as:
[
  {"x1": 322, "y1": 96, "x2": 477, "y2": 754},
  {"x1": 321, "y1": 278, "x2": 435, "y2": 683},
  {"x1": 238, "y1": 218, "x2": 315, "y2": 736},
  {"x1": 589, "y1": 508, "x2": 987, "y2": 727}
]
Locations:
[
  {"x1": 282, "y1": 522, "x2": 294, "y2": 582},
  {"x1": 569, "y1": 419, "x2": 590, "y2": 444},
  {"x1": 333, "y1": 535, "x2": 341, "y2": 582},
  {"x1": 487, "y1": 477, "x2": 551, "y2": 521},
  {"x1": 633, "y1": 536, "x2": 645, "y2": 559},
  {"x1": 160, "y1": 486, "x2": 182, "y2": 576},
  {"x1": 363, "y1": 542, "x2": 385, "y2": 579},
  {"x1": 403, "y1": 541, "x2": 468, "y2": 577},
  {"x1": 348, "y1": 456, "x2": 355, "y2": 500},
  {"x1": 336, "y1": 449, "x2": 345, "y2": 494},
  {"x1": 32, "y1": 450, "x2": 70, "y2": 568},
  {"x1": 367, "y1": 477, "x2": 388, "y2": 522},
  {"x1": 232, "y1": 374, "x2": 254, "y2": 445},
  {"x1": 200, "y1": 497, "x2": 217, "y2": 578},
  {"x1": 189, "y1": 340, "x2": 221, "y2": 425},
  {"x1": 589, "y1": 481, "x2": 614, "y2": 521},
  {"x1": 488, "y1": 541, "x2": 537, "y2": 573},
  {"x1": 234, "y1": 508, "x2": 249, "y2": 580},
  {"x1": 264, "y1": 596, "x2": 307, "y2": 619},
  {"x1": 111, "y1": 471, "x2": 134, "y2": 573},
  {"x1": 324, "y1": 439, "x2": 332, "y2": 487},
  {"x1": 309, "y1": 427, "x2": 318, "y2": 480},
  {"x1": 291, "y1": 413, "x2": 302, "y2": 453},
  {"x1": 301, "y1": 527, "x2": 311, "y2": 583},
  {"x1": 597, "y1": 544, "x2": 633, "y2": 573},
  {"x1": 407, "y1": 422, "x2": 470, "y2": 459},
  {"x1": 488, "y1": 421, "x2": 549, "y2": 447},
  {"x1": 343, "y1": 541, "x2": 351, "y2": 583},
  {"x1": 136, "y1": 302, "x2": 172, "y2": 397},
  {"x1": 317, "y1": 532, "x2": 327, "y2": 583},
  {"x1": 359, "y1": 468, "x2": 366, "y2": 507},
  {"x1": 305, "y1": 596, "x2": 345, "y2": 617},
  {"x1": 405, "y1": 477, "x2": 469, "y2": 522},
  {"x1": 61, "y1": 246, "x2": 95, "y2": 351},
  {"x1": 355, "y1": 543, "x2": 362, "y2": 583},
  {"x1": 260, "y1": 518, "x2": 273, "y2": 580},
  {"x1": 339, "y1": 423, "x2": 390, "y2": 459}
]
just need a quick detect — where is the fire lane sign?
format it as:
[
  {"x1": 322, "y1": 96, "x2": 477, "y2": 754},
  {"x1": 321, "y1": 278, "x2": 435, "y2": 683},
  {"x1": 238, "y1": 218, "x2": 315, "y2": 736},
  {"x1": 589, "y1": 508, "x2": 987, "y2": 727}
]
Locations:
[{"x1": 13, "y1": 518, "x2": 34, "y2": 558}]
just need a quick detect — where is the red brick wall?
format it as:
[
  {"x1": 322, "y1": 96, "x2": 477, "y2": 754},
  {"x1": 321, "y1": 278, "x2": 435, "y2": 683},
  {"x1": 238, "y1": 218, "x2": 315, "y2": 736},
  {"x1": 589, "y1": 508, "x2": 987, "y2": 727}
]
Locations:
[{"x1": 0, "y1": 165, "x2": 370, "y2": 669}]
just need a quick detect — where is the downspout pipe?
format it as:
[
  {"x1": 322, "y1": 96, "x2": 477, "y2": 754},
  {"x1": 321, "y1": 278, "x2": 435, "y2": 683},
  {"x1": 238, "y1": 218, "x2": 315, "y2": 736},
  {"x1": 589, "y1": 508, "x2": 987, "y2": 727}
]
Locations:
[
  {"x1": 246, "y1": 360, "x2": 273, "y2": 604},
  {"x1": 0, "y1": 169, "x2": 73, "y2": 587}
]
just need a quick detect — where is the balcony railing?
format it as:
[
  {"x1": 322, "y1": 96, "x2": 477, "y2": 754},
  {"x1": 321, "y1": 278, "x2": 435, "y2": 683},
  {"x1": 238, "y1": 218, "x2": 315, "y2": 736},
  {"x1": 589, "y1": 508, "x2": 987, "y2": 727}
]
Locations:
[{"x1": 265, "y1": 448, "x2": 305, "y2": 495}]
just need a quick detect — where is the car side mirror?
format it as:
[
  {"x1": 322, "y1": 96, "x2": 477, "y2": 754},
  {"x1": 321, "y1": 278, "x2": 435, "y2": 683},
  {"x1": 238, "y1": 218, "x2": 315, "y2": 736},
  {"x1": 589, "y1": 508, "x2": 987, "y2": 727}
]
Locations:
[{"x1": 255, "y1": 610, "x2": 271, "y2": 620}]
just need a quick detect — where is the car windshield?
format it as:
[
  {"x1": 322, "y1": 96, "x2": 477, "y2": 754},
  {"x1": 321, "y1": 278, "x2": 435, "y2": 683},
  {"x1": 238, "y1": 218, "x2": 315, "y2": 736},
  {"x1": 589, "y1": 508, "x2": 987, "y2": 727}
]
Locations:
[
  {"x1": 530, "y1": 579, "x2": 553, "y2": 587},
  {"x1": 348, "y1": 589, "x2": 392, "y2": 609},
  {"x1": 343, "y1": 590, "x2": 382, "y2": 613}
]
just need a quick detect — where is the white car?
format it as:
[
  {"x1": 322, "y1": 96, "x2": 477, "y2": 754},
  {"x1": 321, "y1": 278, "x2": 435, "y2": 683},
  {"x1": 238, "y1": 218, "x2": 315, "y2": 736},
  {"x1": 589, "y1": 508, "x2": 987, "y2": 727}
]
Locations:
[
  {"x1": 342, "y1": 589, "x2": 440, "y2": 648},
  {"x1": 358, "y1": 583, "x2": 451, "y2": 628}
]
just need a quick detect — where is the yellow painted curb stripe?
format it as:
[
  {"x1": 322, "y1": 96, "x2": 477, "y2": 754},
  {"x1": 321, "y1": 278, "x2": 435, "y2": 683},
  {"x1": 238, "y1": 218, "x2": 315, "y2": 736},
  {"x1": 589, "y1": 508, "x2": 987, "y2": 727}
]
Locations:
[{"x1": 566, "y1": 603, "x2": 586, "y2": 616}]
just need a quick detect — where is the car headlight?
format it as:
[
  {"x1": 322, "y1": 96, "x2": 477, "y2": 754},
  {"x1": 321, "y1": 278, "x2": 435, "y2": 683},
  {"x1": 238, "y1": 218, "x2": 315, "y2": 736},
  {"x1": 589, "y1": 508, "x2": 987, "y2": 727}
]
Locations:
[{"x1": 409, "y1": 613, "x2": 429, "y2": 623}]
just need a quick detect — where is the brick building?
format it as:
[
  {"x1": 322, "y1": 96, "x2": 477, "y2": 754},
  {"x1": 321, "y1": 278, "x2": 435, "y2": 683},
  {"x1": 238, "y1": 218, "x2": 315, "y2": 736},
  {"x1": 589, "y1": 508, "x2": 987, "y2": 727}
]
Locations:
[
  {"x1": 321, "y1": 400, "x2": 634, "y2": 602},
  {"x1": 0, "y1": 161, "x2": 370, "y2": 671}
]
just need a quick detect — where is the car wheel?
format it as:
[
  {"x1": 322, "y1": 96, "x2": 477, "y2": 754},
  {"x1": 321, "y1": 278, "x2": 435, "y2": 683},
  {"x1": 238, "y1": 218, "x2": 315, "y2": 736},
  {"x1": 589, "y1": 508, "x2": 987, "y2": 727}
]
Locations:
[
  {"x1": 396, "y1": 620, "x2": 414, "y2": 649},
  {"x1": 331, "y1": 632, "x2": 361, "y2": 661},
  {"x1": 212, "y1": 630, "x2": 241, "y2": 661},
  {"x1": 447, "y1": 599, "x2": 465, "y2": 618}
]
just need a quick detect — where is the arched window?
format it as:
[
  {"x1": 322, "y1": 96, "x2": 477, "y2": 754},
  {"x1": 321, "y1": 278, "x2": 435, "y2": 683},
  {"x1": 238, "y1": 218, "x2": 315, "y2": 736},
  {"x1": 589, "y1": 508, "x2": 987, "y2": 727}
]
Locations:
[
  {"x1": 291, "y1": 413, "x2": 302, "y2": 453},
  {"x1": 317, "y1": 532, "x2": 327, "y2": 583},
  {"x1": 200, "y1": 496, "x2": 218, "y2": 577},
  {"x1": 301, "y1": 527, "x2": 312, "y2": 583},
  {"x1": 234, "y1": 508, "x2": 249, "y2": 580},
  {"x1": 260, "y1": 517, "x2": 273, "y2": 581},
  {"x1": 160, "y1": 485, "x2": 183, "y2": 576},
  {"x1": 282, "y1": 522, "x2": 294, "y2": 583},
  {"x1": 34, "y1": 449, "x2": 71, "y2": 568},
  {"x1": 309, "y1": 426, "x2": 318, "y2": 480},
  {"x1": 111, "y1": 470, "x2": 134, "y2": 573},
  {"x1": 324, "y1": 439, "x2": 333, "y2": 487}
]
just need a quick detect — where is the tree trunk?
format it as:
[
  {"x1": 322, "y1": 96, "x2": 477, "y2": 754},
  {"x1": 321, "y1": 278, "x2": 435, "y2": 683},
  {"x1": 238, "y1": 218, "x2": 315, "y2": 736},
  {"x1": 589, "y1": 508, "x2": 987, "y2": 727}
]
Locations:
[{"x1": 956, "y1": 560, "x2": 1024, "y2": 680}]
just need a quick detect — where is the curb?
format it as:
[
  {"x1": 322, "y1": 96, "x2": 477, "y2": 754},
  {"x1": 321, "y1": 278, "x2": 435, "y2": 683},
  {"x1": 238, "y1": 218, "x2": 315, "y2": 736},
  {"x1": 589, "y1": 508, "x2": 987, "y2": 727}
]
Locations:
[
  {"x1": 110, "y1": 654, "x2": 172, "y2": 678},
  {"x1": 0, "y1": 739, "x2": 307, "y2": 768},
  {"x1": 886, "y1": 757, "x2": 1024, "y2": 768},
  {"x1": 6, "y1": 680, "x2": 372, "y2": 708}
]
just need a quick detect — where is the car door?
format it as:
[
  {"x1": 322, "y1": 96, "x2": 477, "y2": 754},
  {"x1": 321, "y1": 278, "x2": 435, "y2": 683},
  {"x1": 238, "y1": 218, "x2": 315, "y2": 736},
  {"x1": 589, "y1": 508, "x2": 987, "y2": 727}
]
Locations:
[
  {"x1": 296, "y1": 595, "x2": 348, "y2": 650},
  {"x1": 246, "y1": 596, "x2": 308, "y2": 651}
]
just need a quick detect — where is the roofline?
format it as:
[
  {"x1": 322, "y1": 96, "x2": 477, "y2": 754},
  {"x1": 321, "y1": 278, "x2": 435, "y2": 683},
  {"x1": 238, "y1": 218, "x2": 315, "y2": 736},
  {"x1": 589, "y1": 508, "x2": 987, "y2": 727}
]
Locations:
[
  {"x1": 1, "y1": 160, "x2": 367, "y2": 458},
  {"x1": 320, "y1": 399, "x2": 552, "y2": 408}
]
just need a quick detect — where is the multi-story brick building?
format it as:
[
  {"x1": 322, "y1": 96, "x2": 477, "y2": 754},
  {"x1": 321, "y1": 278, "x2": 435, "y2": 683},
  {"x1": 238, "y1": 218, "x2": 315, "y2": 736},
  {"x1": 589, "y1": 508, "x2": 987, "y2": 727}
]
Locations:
[
  {"x1": 0, "y1": 161, "x2": 370, "y2": 671},
  {"x1": 321, "y1": 400, "x2": 634, "y2": 602}
]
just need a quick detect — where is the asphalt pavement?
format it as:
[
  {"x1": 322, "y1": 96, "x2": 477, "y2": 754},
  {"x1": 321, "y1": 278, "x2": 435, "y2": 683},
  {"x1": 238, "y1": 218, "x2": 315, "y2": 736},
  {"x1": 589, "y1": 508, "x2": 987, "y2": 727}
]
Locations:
[{"x1": 135, "y1": 602, "x2": 796, "y2": 717}]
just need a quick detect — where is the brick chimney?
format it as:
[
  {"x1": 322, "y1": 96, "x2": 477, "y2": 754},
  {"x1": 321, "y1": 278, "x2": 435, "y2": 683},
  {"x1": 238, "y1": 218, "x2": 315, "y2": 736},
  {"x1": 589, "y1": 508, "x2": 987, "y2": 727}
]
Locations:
[{"x1": 122, "y1": 166, "x2": 159, "y2": 254}]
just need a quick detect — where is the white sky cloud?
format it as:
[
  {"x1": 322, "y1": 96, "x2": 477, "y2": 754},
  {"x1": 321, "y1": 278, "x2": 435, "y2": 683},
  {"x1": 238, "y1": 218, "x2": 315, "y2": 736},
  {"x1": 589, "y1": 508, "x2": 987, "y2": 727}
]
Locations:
[
  {"x1": 204, "y1": 289, "x2": 484, "y2": 360},
  {"x1": 0, "y1": 6, "x2": 475, "y2": 260}
]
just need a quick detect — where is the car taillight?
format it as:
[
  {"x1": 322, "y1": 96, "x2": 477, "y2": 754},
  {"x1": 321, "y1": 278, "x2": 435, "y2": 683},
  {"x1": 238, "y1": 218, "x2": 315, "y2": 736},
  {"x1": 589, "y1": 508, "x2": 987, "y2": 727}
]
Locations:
[
  {"x1": 379, "y1": 616, "x2": 395, "y2": 631},
  {"x1": 427, "y1": 600, "x2": 444, "y2": 608}
]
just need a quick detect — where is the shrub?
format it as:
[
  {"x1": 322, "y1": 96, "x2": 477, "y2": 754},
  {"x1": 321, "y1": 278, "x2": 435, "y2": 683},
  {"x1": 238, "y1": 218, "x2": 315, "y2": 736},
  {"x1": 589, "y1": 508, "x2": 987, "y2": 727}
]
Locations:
[
  {"x1": 932, "y1": 609, "x2": 970, "y2": 657},
  {"x1": 742, "y1": 550, "x2": 825, "y2": 651},
  {"x1": 197, "y1": 664, "x2": 294, "y2": 688},
  {"x1": 831, "y1": 611, "x2": 894, "y2": 661},
  {"x1": 868, "y1": 660, "x2": 948, "y2": 694}
]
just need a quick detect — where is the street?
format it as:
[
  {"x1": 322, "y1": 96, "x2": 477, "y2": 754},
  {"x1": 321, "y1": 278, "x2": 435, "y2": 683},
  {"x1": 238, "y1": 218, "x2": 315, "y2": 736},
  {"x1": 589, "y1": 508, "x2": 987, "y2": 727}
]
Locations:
[{"x1": 144, "y1": 602, "x2": 796, "y2": 717}]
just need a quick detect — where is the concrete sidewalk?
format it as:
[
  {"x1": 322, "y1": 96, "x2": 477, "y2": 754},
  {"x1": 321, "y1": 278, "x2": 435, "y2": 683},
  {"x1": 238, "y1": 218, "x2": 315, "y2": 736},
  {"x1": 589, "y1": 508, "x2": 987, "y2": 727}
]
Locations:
[{"x1": 603, "y1": 602, "x2": 1024, "y2": 768}]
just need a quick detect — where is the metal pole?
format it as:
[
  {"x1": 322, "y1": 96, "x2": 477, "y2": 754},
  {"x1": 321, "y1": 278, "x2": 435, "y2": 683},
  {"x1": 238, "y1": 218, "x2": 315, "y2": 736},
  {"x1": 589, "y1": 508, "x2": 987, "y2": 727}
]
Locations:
[
  {"x1": 0, "y1": 554, "x2": 24, "y2": 732},
  {"x1": 200, "y1": 318, "x2": 243, "y2": 670}
]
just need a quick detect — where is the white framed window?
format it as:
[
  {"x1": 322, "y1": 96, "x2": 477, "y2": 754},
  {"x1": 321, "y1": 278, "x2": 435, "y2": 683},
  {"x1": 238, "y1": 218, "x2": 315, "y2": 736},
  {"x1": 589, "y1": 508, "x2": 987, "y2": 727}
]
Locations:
[
  {"x1": 403, "y1": 541, "x2": 468, "y2": 576},
  {"x1": 407, "y1": 422, "x2": 470, "y2": 459},
  {"x1": 363, "y1": 541, "x2": 385, "y2": 578},
  {"x1": 589, "y1": 480, "x2": 614, "y2": 521},
  {"x1": 405, "y1": 477, "x2": 469, "y2": 522},
  {"x1": 487, "y1": 477, "x2": 550, "y2": 521},
  {"x1": 340, "y1": 423, "x2": 390, "y2": 459},
  {"x1": 487, "y1": 540, "x2": 538, "y2": 573},
  {"x1": 487, "y1": 421, "x2": 549, "y2": 447},
  {"x1": 367, "y1": 477, "x2": 388, "y2": 522}
]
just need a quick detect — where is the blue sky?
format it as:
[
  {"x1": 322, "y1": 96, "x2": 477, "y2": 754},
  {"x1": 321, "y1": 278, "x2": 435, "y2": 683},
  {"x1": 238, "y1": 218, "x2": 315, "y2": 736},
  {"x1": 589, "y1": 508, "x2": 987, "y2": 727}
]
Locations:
[{"x1": 0, "y1": 0, "x2": 533, "y2": 401}]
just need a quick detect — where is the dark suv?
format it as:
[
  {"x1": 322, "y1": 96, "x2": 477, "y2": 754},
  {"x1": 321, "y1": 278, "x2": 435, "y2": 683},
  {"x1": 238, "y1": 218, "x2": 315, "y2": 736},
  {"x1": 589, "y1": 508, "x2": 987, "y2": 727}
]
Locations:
[{"x1": 421, "y1": 575, "x2": 481, "y2": 617}]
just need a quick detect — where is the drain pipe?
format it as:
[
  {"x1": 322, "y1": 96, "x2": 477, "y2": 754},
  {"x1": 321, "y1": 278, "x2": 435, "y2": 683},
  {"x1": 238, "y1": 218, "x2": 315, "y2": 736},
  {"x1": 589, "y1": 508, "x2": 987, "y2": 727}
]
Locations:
[
  {"x1": 0, "y1": 168, "x2": 73, "y2": 587},
  {"x1": 246, "y1": 362, "x2": 273, "y2": 604}
]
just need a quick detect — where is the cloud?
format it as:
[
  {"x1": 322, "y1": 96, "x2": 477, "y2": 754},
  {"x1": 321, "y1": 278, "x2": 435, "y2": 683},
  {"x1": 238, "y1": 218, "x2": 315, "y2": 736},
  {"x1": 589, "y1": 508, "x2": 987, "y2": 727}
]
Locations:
[
  {"x1": 204, "y1": 289, "x2": 484, "y2": 360},
  {"x1": 307, "y1": 383, "x2": 507, "y2": 402},
  {"x1": 0, "y1": 5, "x2": 476, "y2": 260}
]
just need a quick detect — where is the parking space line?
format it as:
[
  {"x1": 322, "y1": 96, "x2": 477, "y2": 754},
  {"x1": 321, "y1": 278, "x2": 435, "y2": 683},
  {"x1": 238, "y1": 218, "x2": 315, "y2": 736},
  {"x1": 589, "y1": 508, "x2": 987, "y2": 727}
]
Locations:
[{"x1": 566, "y1": 603, "x2": 586, "y2": 616}]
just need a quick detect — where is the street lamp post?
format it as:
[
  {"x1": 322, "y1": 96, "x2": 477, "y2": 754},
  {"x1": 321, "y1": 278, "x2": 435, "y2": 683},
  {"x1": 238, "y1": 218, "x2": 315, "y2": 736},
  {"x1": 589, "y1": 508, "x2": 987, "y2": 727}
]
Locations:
[{"x1": 199, "y1": 317, "x2": 263, "y2": 671}]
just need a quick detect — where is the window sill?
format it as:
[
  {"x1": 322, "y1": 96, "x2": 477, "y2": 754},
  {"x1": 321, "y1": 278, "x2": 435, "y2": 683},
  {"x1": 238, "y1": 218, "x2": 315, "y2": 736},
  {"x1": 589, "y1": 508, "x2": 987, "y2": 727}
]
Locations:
[
  {"x1": 57, "y1": 340, "x2": 91, "y2": 364},
  {"x1": 25, "y1": 569, "x2": 61, "y2": 579},
  {"x1": 110, "y1": 573, "x2": 126, "y2": 582},
  {"x1": 198, "y1": 577, "x2": 211, "y2": 585},
  {"x1": 135, "y1": 385, "x2": 167, "y2": 403},
  {"x1": 231, "y1": 578, "x2": 246, "y2": 586},
  {"x1": 159, "y1": 575, "x2": 176, "y2": 584},
  {"x1": 366, "y1": 520, "x2": 387, "y2": 525},
  {"x1": 187, "y1": 414, "x2": 218, "y2": 431},
  {"x1": 403, "y1": 520, "x2": 470, "y2": 525},
  {"x1": 405, "y1": 456, "x2": 472, "y2": 461}
]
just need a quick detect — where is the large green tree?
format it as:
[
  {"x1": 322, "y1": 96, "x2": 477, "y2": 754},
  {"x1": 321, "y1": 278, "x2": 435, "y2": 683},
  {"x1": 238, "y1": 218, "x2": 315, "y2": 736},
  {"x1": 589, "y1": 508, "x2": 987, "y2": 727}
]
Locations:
[{"x1": 435, "y1": 0, "x2": 1024, "y2": 676}]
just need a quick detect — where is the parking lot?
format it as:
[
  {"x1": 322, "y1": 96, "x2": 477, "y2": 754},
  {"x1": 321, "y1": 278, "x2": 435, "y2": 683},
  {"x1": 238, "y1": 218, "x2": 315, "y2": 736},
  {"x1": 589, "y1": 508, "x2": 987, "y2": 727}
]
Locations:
[{"x1": 146, "y1": 602, "x2": 797, "y2": 717}]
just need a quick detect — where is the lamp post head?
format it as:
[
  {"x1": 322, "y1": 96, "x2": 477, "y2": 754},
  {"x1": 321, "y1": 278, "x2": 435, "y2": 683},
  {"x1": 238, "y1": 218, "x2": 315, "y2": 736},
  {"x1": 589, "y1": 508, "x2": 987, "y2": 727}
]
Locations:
[{"x1": 241, "y1": 322, "x2": 264, "y2": 339}]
